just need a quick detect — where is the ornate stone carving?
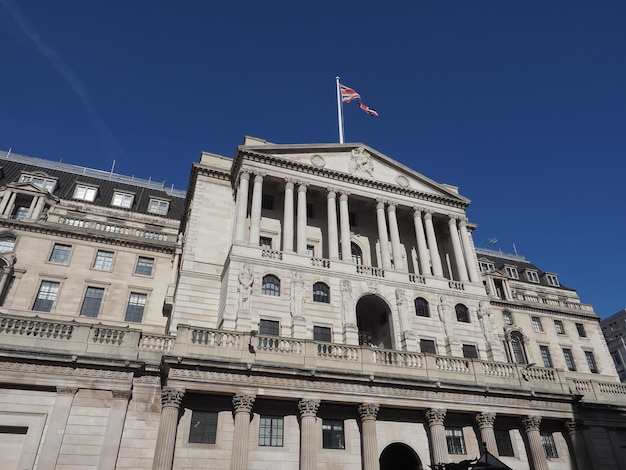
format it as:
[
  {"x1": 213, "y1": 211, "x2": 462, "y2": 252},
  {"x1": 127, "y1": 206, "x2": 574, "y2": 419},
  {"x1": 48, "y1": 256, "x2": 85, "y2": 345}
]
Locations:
[
  {"x1": 290, "y1": 271, "x2": 306, "y2": 319},
  {"x1": 310, "y1": 154, "x2": 326, "y2": 167},
  {"x1": 477, "y1": 301, "x2": 496, "y2": 346},
  {"x1": 284, "y1": 178, "x2": 296, "y2": 189},
  {"x1": 233, "y1": 394, "x2": 255, "y2": 413},
  {"x1": 395, "y1": 288, "x2": 409, "y2": 332},
  {"x1": 0, "y1": 362, "x2": 132, "y2": 380},
  {"x1": 412, "y1": 206, "x2": 423, "y2": 217},
  {"x1": 522, "y1": 415, "x2": 542, "y2": 432},
  {"x1": 161, "y1": 388, "x2": 185, "y2": 407},
  {"x1": 425, "y1": 408, "x2": 446, "y2": 425},
  {"x1": 475, "y1": 412, "x2": 496, "y2": 429},
  {"x1": 298, "y1": 399, "x2": 320, "y2": 418},
  {"x1": 326, "y1": 187, "x2": 337, "y2": 198},
  {"x1": 358, "y1": 403, "x2": 380, "y2": 421},
  {"x1": 349, "y1": 147, "x2": 374, "y2": 177},
  {"x1": 387, "y1": 202, "x2": 397, "y2": 211},
  {"x1": 238, "y1": 264, "x2": 254, "y2": 312},
  {"x1": 297, "y1": 181, "x2": 309, "y2": 191},
  {"x1": 340, "y1": 280, "x2": 356, "y2": 327},
  {"x1": 396, "y1": 175, "x2": 409, "y2": 187},
  {"x1": 56, "y1": 386, "x2": 78, "y2": 395},
  {"x1": 135, "y1": 375, "x2": 160, "y2": 384},
  {"x1": 565, "y1": 419, "x2": 581, "y2": 436},
  {"x1": 339, "y1": 191, "x2": 350, "y2": 200},
  {"x1": 437, "y1": 295, "x2": 455, "y2": 341}
]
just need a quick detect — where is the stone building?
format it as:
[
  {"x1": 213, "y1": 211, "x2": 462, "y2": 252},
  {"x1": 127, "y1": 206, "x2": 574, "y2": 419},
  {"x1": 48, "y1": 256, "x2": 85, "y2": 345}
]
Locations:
[
  {"x1": 601, "y1": 309, "x2": 626, "y2": 382},
  {"x1": 0, "y1": 139, "x2": 625, "y2": 470}
]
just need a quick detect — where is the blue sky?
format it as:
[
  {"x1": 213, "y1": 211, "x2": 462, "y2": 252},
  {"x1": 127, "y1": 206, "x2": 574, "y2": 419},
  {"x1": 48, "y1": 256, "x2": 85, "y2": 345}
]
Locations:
[{"x1": 1, "y1": 1, "x2": 625, "y2": 317}]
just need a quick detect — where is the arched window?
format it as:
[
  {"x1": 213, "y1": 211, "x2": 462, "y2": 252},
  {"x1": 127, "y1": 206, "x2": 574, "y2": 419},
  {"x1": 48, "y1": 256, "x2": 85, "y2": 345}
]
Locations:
[
  {"x1": 455, "y1": 303, "x2": 470, "y2": 323},
  {"x1": 0, "y1": 235, "x2": 16, "y2": 253},
  {"x1": 313, "y1": 282, "x2": 330, "y2": 303},
  {"x1": 262, "y1": 274, "x2": 280, "y2": 296},
  {"x1": 414, "y1": 297, "x2": 430, "y2": 317},
  {"x1": 509, "y1": 332, "x2": 527, "y2": 364},
  {"x1": 351, "y1": 242, "x2": 363, "y2": 265}
]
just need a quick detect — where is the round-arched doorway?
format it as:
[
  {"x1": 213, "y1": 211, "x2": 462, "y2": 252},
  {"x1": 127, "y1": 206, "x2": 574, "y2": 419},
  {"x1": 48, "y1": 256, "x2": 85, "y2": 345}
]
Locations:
[
  {"x1": 379, "y1": 442, "x2": 423, "y2": 470},
  {"x1": 356, "y1": 294, "x2": 393, "y2": 349}
]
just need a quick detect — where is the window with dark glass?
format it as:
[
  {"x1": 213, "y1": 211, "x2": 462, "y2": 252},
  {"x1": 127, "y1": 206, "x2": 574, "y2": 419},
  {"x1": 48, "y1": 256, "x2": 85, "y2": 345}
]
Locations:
[
  {"x1": 576, "y1": 323, "x2": 587, "y2": 337},
  {"x1": 494, "y1": 429, "x2": 514, "y2": 457},
  {"x1": 313, "y1": 282, "x2": 330, "y2": 303},
  {"x1": 455, "y1": 304, "x2": 470, "y2": 323},
  {"x1": 445, "y1": 427, "x2": 466, "y2": 454},
  {"x1": 33, "y1": 281, "x2": 60, "y2": 312},
  {"x1": 80, "y1": 287, "x2": 104, "y2": 318},
  {"x1": 260, "y1": 237, "x2": 272, "y2": 249},
  {"x1": 554, "y1": 320, "x2": 565, "y2": 335},
  {"x1": 493, "y1": 279, "x2": 506, "y2": 300},
  {"x1": 125, "y1": 292, "x2": 147, "y2": 323},
  {"x1": 531, "y1": 316, "x2": 543, "y2": 332},
  {"x1": 306, "y1": 202, "x2": 314, "y2": 218},
  {"x1": 585, "y1": 351, "x2": 598, "y2": 373},
  {"x1": 420, "y1": 339, "x2": 436, "y2": 354},
  {"x1": 502, "y1": 310, "x2": 513, "y2": 325},
  {"x1": 563, "y1": 348, "x2": 576, "y2": 371},
  {"x1": 612, "y1": 351, "x2": 623, "y2": 366},
  {"x1": 189, "y1": 411, "x2": 217, "y2": 444},
  {"x1": 135, "y1": 256, "x2": 155, "y2": 276},
  {"x1": 414, "y1": 297, "x2": 430, "y2": 317},
  {"x1": 348, "y1": 211, "x2": 357, "y2": 227},
  {"x1": 462, "y1": 344, "x2": 478, "y2": 359},
  {"x1": 49, "y1": 243, "x2": 72, "y2": 264},
  {"x1": 259, "y1": 416, "x2": 283, "y2": 446},
  {"x1": 262, "y1": 275, "x2": 280, "y2": 296},
  {"x1": 259, "y1": 319, "x2": 280, "y2": 336},
  {"x1": 261, "y1": 194, "x2": 274, "y2": 210},
  {"x1": 306, "y1": 245, "x2": 315, "y2": 257},
  {"x1": 510, "y1": 335, "x2": 526, "y2": 364},
  {"x1": 350, "y1": 242, "x2": 362, "y2": 265},
  {"x1": 322, "y1": 419, "x2": 345, "y2": 449},
  {"x1": 314, "y1": 326, "x2": 332, "y2": 342},
  {"x1": 541, "y1": 432, "x2": 558, "y2": 458},
  {"x1": 540, "y1": 345, "x2": 553, "y2": 368}
]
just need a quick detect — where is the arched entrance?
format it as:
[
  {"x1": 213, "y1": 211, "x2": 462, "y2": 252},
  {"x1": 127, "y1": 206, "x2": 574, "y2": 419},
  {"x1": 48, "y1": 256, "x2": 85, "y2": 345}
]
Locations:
[
  {"x1": 380, "y1": 442, "x2": 423, "y2": 470},
  {"x1": 356, "y1": 294, "x2": 393, "y2": 349}
]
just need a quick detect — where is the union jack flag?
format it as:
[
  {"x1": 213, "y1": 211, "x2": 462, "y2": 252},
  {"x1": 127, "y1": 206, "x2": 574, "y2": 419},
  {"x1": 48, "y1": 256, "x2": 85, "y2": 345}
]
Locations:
[{"x1": 339, "y1": 83, "x2": 378, "y2": 116}]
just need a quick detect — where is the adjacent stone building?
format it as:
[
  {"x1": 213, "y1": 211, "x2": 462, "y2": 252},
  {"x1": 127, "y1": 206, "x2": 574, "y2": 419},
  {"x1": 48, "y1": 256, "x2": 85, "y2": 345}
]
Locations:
[
  {"x1": 0, "y1": 139, "x2": 625, "y2": 470},
  {"x1": 601, "y1": 309, "x2": 626, "y2": 382}
]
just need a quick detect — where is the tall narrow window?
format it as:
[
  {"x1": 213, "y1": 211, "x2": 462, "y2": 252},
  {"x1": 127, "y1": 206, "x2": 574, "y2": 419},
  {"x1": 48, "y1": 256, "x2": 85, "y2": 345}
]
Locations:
[
  {"x1": 259, "y1": 416, "x2": 283, "y2": 447},
  {"x1": 455, "y1": 304, "x2": 470, "y2": 323},
  {"x1": 414, "y1": 297, "x2": 430, "y2": 317},
  {"x1": 313, "y1": 282, "x2": 330, "y2": 303},
  {"x1": 93, "y1": 250, "x2": 114, "y2": 271},
  {"x1": 445, "y1": 427, "x2": 466, "y2": 454},
  {"x1": 502, "y1": 310, "x2": 513, "y2": 325},
  {"x1": 350, "y1": 242, "x2": 362, "y2": 265},
  {"x1": 189, "y1": 411, "x2": 217, "y2": 444},
  {"x1": 322, "y1": 419, "x2": 345, "y2": 449},
  {"x1": 541, "y1": 432, "x2": 558, "y2": 458},
  {"x1": 80, "y1": 287, "x2": 104, "y2": 318},
  {"x1": 540, "y1": 345, "x2": 553, "y2": 368},
  {"x1": 585, "y1": 351, "x2": 598, "y2": 373},
  {"x1": 494, "y1": 429, "x2": 514, "y2": 457},
  {"x1": 510, "y1": 335, "x2": 526, "y2": 364},
  {"x1": 125, "y1": 292, "x2": 147, "y2": 323},
  {"x1": 531, "y1": 316, "x2": 543, "y2": 332},
  {"x1": 135, "y1": 256, "x2": 155, "y2": 276},
  {"x1": 49, "y1": 243, "x2": 72, "y2": 264},
  {"x1": 563, "y1": 348, "x2": 576, "y2": 371},
  {"x1": 33, "y1": 281, "x2": 60, "y2": 312},
  {"x1": 554, "y1": 320, "x2": 565, "y2": 335},
  {"x1": 262, "y1": 275, "x2": 280, "y2": 296},
  {"x1": 575, "y1": 323, "x2": 587, "y2": 338}
]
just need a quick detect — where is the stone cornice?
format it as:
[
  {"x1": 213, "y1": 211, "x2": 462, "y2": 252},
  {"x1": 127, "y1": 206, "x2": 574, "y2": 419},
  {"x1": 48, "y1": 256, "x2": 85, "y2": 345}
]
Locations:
[
  {"x1": 489, "y1": 299, "x2": 600, "y2": 322},
  {"x1": 234, "y1": 150, "x2": 468, "y2": 209}
]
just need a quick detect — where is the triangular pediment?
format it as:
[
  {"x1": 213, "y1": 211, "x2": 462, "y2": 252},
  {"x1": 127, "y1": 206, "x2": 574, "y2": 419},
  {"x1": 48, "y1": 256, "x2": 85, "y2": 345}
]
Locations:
[{"x1": 236, "y1": 139, "x2": 469, "y2": 205}]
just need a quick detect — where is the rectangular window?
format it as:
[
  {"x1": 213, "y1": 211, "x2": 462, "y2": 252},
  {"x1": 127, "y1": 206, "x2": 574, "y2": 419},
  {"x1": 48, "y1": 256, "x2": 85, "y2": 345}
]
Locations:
[
  {"x1": 540, "y1": 345, "x2": 553, "y2": 368},
  {"x1": 93, "y1": 250, "x2": 114, "y2": 270},
  {"x1": 502, "y1": 311, "x2": 513, "y2": 325},
  {"x1": 73, "y1": 185, "x2": 97, "y2": 202},
  {"x1": 135, "y1": 256, "x2": 155, "y2": 276},
  {"x1": 258, "y1": 416, "x2": 283, "y2": 447},
  {"x1": 80, "y1": 287, "x2": 104, "y2": 318},
  {"x1": 259, "y1": 319, "x2": 279, "y2": 336},
  {"x1": 531, "y1": 316, "x2": 543, "y2": 332},
  {"x1": 260, "y1": 236, "x2": 272, "y2": 249},
  {"x1": 526, "y1": 271, "x2": 539, "y2": 283},
  {"x1": 148, "y1": 198, "x2": 169, "y2": 215},
  {"x1": 125, "y1": 292, "x2": 147, "y2": 323},
  {"x1": 554, "y1": 320, "x2": 565, "y2": 335},
  {"x1": 322, "y1": 419, "x2": 345, "y2": 449},
  {"x1": 188, "y1": 411, "x2": 217, "y2": 444},
  {"x1": 20, "y1": 174, "x2": 57, "y2": 192},
  {"x1": 445, "y1": 427, "x2": 466, "y2": 454},
  {"x1": 563, "y1": 348, "x2": 576, "y2": 371},
  {"x1": 49, "y1": 243, "x2": 72, "y2": 264},
  {"x1": 612, "y1": 351, "x2": 623, "y2": 366},
  {"x1": 505, "y1": 266, "x2": 518, "y2": 279},
  {"x1": 33, "y1": 281, "x2": 60, "y2": 312},
  {"x1": 541, "y1": 432, "x2": 558, "y2": 458},
  {"x1": 313, "y1": 326, "x2": 332, "y2": 342},
  {"x1": 479, "y1": 261, "x2": 495, "y2": 272},
  {"x1": 420, "y1": 339, "x2": 437, "y2": 354},
  {"x1": 575, "y1": 323, "x2": 587, "y2": 337},
  {"x1": 585, "y1": 351, "x2": 598, "y2": 373},
  {"x1": 546, "y1": 274, "x2": 559, "y2": 286},
  {"x1": 112, "y1": 192, "x2": 134, "y2": 208},
  {"x1": 462, "y1": 344, "x2": 478, "y2": 359},
  {"x1": 306, "y1": 244, "x2": 315, "y2": 257},
  {"x1": 14, "y1": 206, "x2": 29, "y2": 220},
  {"x1": 494, "y1": 429, "x2": 514, "y2": 457}
]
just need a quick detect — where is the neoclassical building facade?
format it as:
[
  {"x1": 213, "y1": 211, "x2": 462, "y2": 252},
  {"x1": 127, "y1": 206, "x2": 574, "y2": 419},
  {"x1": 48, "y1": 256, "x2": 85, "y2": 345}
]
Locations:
[{"x1": 0, "y1": 140, "x2": 625, "y2": 470}]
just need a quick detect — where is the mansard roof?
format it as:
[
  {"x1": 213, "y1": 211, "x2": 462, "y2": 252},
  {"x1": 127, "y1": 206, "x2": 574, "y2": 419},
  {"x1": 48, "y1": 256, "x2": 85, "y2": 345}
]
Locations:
[{"x1": 0, "y1": 151, "x2": 186, "y2": 220}]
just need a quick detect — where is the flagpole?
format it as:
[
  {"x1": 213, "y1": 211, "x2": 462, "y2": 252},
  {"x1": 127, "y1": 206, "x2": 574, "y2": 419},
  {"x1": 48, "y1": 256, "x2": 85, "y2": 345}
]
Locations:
[{"x1": 336, "y1": 76, "x2": 345, "y2": 144}]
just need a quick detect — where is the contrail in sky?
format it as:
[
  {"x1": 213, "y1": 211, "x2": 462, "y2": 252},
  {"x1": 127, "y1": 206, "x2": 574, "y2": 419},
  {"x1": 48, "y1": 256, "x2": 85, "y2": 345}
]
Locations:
[{"x1": 0, "y1": 0, "x2": 124, "y2": 164}]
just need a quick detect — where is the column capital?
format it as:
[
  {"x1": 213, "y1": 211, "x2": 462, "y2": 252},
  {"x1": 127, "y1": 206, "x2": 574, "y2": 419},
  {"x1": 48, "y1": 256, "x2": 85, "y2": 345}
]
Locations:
[
  {"x1": 358, "y1": 403, "x2": 380, "y2": 421},
  {"x1": 252, "y1": 171, "x2": 266, "y2": 180},
  {"x1": 326, "y1": 187, "x2": 338, "y2": 197},
  {"x1": 565, "y1": 419, "x2": 582, "y2": 435},
  {"x1": 284, "y1": 177, "x2": 296, "y2": 188},
  {"x1": 239, "y1": 169, "x2": 252, "y2": 180},
  {"x1": 376, "y1": 198, "x2": 386, "y2": 210},
  {"x1": 298, "y1": 399, "x2": 320, "y2": 418},
  {"x1": 161, "y1": 387, "x2": 185, "y2": 407},
  {"x1": 412, "y1": 206, "x2": 424, "y2": 216},
  {"x1": 386, "y1": 202, "x2": 397, "y2": 212},
  {"x1": 522, "y1": 415, "x2": 542, "y2": 432},
  {"x1": 475, "y1": 412, "x2": 496, "y2": 429},
  {"x1": 297, "y1": 181, "x2": 309, "y2": 191},
  {"x1": 448, "y1": 214, "x2": 460, "y2": 225},
  {"x1": 458, "y1": 216, "x2": 468, "y2": 227},
  {"x1": 56, "y1": 386, "x2": 78, "y2": 395},
  {"x1": 339, "y1": 190, "x2": 350, "y2": 200},
  {"x1": 233, "y1": 393, "x2": 255, "y2": 413},
  {"x1": 423, "y1": 209, "x2": 434, "y2": 219},
  {"x1": 425, "y1": 408, "x2": 446, "y2": 425}
]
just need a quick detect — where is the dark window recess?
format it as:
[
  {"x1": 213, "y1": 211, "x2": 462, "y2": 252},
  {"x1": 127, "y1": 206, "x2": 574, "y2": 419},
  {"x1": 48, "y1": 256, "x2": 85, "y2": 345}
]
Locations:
[
  {"x1": 259, "y1": 319, "x2": 280, "y2": 336},
  {"x1": 462, "y1": 344, "x2": 478, "y2": 359},
  {"x1": 313, "y1": 282, "x2": 330, "y2": 303},
  {"x1": 493, "y1": 279, "x2": 506, "y2": 300},
  {"x1": 420, "y1": 339, "x2": 436, "y2": 354},
  {"x1": 261, "y1": 194, "x2": 274, "y2": 210},
  {"x1": 322, "y1": 419, "x2": 345, "y2": 449},
  {"x1": 455, "y1": 304, "x2": 470, "y2": 323},
  {"x1": 306, "y1": 202, "x2": 314, "y2": 218},
  {"x1": 494, "y1": 429, "x2": 514, "y2": 457},
  {"x1": 261, "y1": 274, "x2": 280, "y2": 296},
  {"x1": 188, "y1": 411, "x2": 217, "y2": 444},
  {"x1": 314, "y1": 326, "x2": 332, "y2": 342},
  {"x1": 349, "y1": 211, "x2": 357, "y2": 226},
  {"x1": 415, "y1": 297, "x2": 430, "y2": 317}
]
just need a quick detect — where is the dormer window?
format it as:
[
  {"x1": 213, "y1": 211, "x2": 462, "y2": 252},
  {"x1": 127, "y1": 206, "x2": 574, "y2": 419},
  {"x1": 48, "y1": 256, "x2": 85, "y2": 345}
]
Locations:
[
  {"x1": 148, "y1": 198, "x2": 169, "y2": 215},
  {"x1": 479, "y1": 261, "x2": 495, "y2": 272},
  {"x1": 112, "y1": 191, "x2": 134, "y2": 209},
  {"x1": 19, "y1": 173, "x2": 57, "y2": 192},
  {"x1": 504, "y1": 266, "x2": 519, "y2": 279},
  {"x1": 73, "y1": 184, "x2": 98, "y2": 202},
  {"x1": 545, "y1": 273, "x2": 559, "y2": 287},
  {"x1": 525, "y1": 270, "x2": 539, "y2": 283}
]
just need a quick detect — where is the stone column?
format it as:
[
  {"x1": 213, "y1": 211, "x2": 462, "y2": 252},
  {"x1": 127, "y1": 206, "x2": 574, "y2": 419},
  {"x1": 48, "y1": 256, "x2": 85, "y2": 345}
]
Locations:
[
  {"x1": 0, "y1": 191, "x2": 12, "y2": 215},
  {"x1": 248, "y1": 173, "x2": 264, "y2": 246},
  {"x1": 298, "y1": 399, "x2": 320, "y2": 470},
  {"x1": 387, "y1": 203, "x2": 403, "y2": 271},
  {"x1": 448, "y1": 216, "x2": 469, "y2": 282},
  {"x1": 231, "y1": 394, "x2": 255, "y2": 470},
  {"x1": 425, "y1": 408, "x2": 448, "y2": 467},
  {"x1": 423, "y1": 211, "x2": 443, "y2": 277},
  {"x1": 1, "y1": 192, "x2": 16, "y2": 217},
  {"x1": 339, "y1": 191, "x2": 351, "y2": 262},
  {"x1": 100, "y1": 390, "x2": 132, "y2": 470},
  {"x1": 25, "y1": 195, "x2": 40, "y2": 219},
  {"x1": 565, "y1": 419, "x2": 591, "y2": 470},
  {"x1": 32, "y1": 195, "x2": 46, "y2": 220},
  {"x1": 475, "y1": 412, "x2": 498, "y2": 456},
  {"x1": 234, "y1": 170, "x2": 251, "y2": 243},
  {"x1": 283, "y1": 179, "x2": 295, "y2": 252},
  {"x1": 458, "y1": 218, "x2": 480, "y2": 283},
  {"x1": 376, "y1": 199, "x2": 392, "y2": 269},
  {"x1": 358, "y1": 403, "x2": 380, "y2": 470},
  {"x1": 522, "y1": 415, "x2": 549, "y2": 470},
  {"x1": 412, "y1": 208, "x2": 431, "y2": 276},
  {"x1": 38, "y1": 386, "x2": 77, "y2": 470},
  {"x1": 152, "y1": 388, "x2": 185, "y2": 470},
  {"x1": 327, "y1": 189, "x2": 339, "y2": 260},
  {"x1": 296, "y1": 182, "x2": 308, "y2": 255}
]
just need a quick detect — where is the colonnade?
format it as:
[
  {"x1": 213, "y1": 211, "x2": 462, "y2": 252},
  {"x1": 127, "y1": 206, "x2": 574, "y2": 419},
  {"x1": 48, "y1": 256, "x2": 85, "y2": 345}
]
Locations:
[
  {"x1": 0, "y1": 190, "x2": 47, "y2": 221},
  {"x1": 232, "y1": 169, "x2": 480, "y2": 282},
  {"x1": 152, "y1": 387, "x2": 586, "y2": 470}
]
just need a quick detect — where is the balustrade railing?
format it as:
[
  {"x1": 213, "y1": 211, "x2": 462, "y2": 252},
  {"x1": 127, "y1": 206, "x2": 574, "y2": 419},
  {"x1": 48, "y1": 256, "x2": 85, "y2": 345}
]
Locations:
[
  {"x1": 448, "y1": 281, "x2": 465, "y2": 291},
  {"x1": 92, "y1": 327, "x2": 125, "y2": 345},
  {"x1": 261, "y1": 248, "x2": 283, "y2": 260},
  {"x1": 356, "y1": 265, "x2": 385, "y2": 277},
  {"x1": 256, "y1": 336, "x2": 302, "y2": 354},
  {"x1": 140, "y1": 334, "x2": 174, "y2": 352},
  {"x1": 436, "y1": 357, "x2": 470, "y2": 373},
  {"x1": 409, "y1": 274, "x2": 426, "y2": 284},
  {"x1": 373, "y1": 350, "x2": 423, "y2": 368},
  {"x1": 0, "y1": 316, "x2": 73, "y2": 340},
  {"x1": 310, "y1": 257, "x2": 331, "y2": 268}
]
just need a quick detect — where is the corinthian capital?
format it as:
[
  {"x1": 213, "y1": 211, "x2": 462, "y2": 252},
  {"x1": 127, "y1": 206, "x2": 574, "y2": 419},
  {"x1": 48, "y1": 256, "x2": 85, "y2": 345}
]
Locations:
[
  {"x1": 298, "y1": 399, "x2": 320, "y2": 418},
  {"x1": 233, "y1": 394, "x2": 255, "y2": 413},
  {"x1": 358, "y1": 403, "x2": 380, "y2": 421},
  {"x1": 161, "y1": 387, "x2": 185, "y2": 407},
  {"x1": 475, "y1": 412, "x2": 496, "y2": 429},
  {"x1": 425, "y1": 408, "x2": 446, "y2": 425},
  {"x1": 522, "y1": 415, "x2": 542, "y2": 432}
]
